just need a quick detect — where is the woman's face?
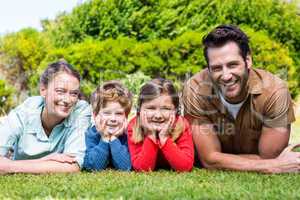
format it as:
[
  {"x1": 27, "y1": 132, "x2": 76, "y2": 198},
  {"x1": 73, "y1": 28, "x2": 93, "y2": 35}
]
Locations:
[
  {"x1": 140, "y1": 95, "x2": 176, "y2": 132},
  {"x1": 40, "y1": 72, "x2": 80, "y2": 121},
  {"x1": 94, "y1": 101, "x2": 126, "y2": 134}
]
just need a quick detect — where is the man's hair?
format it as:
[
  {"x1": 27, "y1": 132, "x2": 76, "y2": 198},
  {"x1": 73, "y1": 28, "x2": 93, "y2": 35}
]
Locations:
[
  {"x1": 202, "y1": 24, "x2": 251, "y2": 64},
  {"x1": 91, "y1": 81, "x2": 132, "y2": 116}
]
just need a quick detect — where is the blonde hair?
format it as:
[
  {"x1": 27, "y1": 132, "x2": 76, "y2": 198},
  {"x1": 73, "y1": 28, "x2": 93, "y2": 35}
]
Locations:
[
  {"x1": 91, "y1": 81, "x2": 132, "y2": 116},
  {"x1": 131, "y1": 78, "x2": 183, "y2": 143}
]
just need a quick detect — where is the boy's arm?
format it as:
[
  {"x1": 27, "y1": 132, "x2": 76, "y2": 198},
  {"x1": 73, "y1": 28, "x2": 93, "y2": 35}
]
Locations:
[{"x1": 110, "y1": 135, "x2": 131, "y2": 171}]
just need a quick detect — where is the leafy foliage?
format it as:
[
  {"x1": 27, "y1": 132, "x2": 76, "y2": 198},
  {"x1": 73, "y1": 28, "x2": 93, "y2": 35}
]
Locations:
[{"x1": 0, "y1": 80, "x2": 15, "y2": 115}]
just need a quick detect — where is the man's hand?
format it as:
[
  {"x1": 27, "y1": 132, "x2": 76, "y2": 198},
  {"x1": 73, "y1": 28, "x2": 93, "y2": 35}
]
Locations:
[
  {"x1": 272, "y1": 143, "x2": 300, "y2": 173},
  {"x1": 40, "y1": 153, "x2": 76, "y2": 164}
]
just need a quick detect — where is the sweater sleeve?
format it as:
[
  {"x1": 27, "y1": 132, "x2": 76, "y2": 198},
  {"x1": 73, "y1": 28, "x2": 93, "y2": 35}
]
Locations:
[
  {"x1": 127, "y1": 117, "x2": 159, "y2": 171},
  {"x1": 110, "y1": 134, "x2": 131, "y2": 171},
  {"x1": 160, "y1": 117, "x2": 194, "y2": 172},
  {"x1": 83, "y1": 127, "x2": 110, "y2": 171}
]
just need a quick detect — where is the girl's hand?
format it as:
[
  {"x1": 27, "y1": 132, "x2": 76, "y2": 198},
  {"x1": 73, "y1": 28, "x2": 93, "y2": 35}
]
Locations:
[
  {"x1": 141, "y1": 112, "x2": 157, "y2": 143},
  {"x1": 158, "y1": 113, "x2": 175, "y2": 146}
]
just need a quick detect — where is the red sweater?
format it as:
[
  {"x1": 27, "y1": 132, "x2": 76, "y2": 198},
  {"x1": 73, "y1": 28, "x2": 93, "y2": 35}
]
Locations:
[{"x1": 127, "y1": 116, "x2": 194, "y2": 172}]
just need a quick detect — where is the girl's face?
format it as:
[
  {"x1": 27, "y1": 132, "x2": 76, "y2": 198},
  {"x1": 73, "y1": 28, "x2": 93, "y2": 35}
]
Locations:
[
  {"x1": 40, "y1": 72, "x2": 80, "y2": 121},
  {"x1": 94, "y1": 101, "x2": 126, "y2": 134},
  {"x1": 140, "y1": 95, "x2": 176, "y2": 131}
]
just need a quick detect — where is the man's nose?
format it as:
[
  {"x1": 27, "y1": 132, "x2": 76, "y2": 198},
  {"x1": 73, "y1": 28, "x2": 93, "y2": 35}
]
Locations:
[{"x1": 221, "y1": 67, "x2": 233, "y2": 82}]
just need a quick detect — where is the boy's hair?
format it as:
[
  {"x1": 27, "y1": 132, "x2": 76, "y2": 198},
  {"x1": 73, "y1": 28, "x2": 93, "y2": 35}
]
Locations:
[
  {"x1": 91, "y1": 81, "x2": 132, "y2": 116},
  {"x1": 202, "y1": 24, "x2": 251, "y2": 65}
]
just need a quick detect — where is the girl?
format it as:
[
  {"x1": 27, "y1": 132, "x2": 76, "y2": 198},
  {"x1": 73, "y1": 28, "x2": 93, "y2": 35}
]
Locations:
[
  {"x1": 0, "y1": 61, "x2": 91, "y2": 174},
  {"x1": 127, "y1": 78, "x2": 194, "y2": 172},
  {"x1": 83, "y1": 81, "x2": 132, "y2": 171}
]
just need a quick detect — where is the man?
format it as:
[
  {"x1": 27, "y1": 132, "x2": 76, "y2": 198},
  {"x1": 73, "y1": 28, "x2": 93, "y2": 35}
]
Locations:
[{"x1": 182, "y1": 24, "x2": 300, "y2": 173}]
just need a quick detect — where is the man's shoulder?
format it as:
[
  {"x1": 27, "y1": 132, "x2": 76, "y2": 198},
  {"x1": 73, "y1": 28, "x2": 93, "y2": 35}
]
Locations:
[
  {"x1": 184, "y1": 68, "x2": 213, "y2": 96},
  {"x1": 251, "y1": 68, "x2": 288, "y2": 90}
]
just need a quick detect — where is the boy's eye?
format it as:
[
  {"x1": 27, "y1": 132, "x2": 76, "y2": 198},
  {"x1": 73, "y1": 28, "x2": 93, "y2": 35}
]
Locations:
[{"x1": 116, "y1": 112, "x2": 124, "y2": 115}]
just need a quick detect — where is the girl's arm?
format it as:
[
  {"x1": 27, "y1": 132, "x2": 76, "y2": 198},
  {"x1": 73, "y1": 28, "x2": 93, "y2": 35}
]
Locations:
[
  {"x1": 160, "y1": 117, "x2": 194, "y2": 172},
  {"x1": 110, "y1": 134, "x2": 131, "y2": 171},
  {"x1": 127, "y1": 118, "x2": 159, "y2": 171}
]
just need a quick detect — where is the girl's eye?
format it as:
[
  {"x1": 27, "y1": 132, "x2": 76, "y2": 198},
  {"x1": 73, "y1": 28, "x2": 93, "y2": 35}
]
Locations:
[
  {"x1": 116, "y1": 112, "x2": 124, "y2": 116},
  {"x1": 56, "y1": 89, "x2": 65, "y2": 94}
]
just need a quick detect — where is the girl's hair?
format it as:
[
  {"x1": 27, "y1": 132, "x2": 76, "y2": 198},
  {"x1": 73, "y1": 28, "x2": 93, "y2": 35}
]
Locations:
[
  {"x1": 40, "y1": 60, "x2": 81, "y2": 87},
  {"x1": 132, "y1": 78, "x2": 183, "y2": 143},
  {"x1": 91, "y1": 80, "x2": 132, "y2": 116}
]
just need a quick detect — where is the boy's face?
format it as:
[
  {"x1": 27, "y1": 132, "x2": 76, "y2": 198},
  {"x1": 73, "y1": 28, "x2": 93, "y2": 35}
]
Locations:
[{"x1": 94, "y1": 101, "x2": 126, "y2": 134}]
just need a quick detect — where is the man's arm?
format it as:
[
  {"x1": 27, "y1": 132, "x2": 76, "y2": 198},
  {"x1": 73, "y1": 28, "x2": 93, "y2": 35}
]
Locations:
[
  {"x1": 0, "y1": 155, "x2": 80, "y2": 174},
  {"x1": 192, "y1": 122, "x2": 300, "y2": 174}
]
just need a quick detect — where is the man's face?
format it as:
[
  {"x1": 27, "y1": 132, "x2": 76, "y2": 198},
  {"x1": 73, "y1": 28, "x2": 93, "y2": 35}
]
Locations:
[{"x1": 207, "y1": 41, "x2": 252, "y2": 103}]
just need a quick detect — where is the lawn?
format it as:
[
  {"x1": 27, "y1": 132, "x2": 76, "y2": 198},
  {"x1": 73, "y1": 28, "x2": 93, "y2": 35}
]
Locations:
[
  {"x1": 0, "y1": 118, "x2": 300, "y2": 199},
  {"x1": 1, "y1": 169, "x2": 300, "y2": 200}
]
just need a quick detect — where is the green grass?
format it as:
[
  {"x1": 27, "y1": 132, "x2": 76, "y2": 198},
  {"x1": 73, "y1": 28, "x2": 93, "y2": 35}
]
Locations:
[{"x1": 1, "y1": 169, "x2": 300, "y2": 200}]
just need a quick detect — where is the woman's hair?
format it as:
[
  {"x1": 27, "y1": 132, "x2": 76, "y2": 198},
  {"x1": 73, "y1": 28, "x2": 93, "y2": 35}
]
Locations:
[
  {"x1": 132, "y1": 78, "x2": 183, "y2": 143},
  {"x1": 40, "y1": 60, "x2": 81, "y2": 87},
  {"x1": 91, "y1": 80, "x2": 132, "y2": 116}
]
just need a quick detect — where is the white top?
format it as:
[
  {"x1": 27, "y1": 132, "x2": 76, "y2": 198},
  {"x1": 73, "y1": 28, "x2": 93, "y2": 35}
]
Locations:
[{"x1": 219, "y1": 94, "x2": 245, "y2": 119}]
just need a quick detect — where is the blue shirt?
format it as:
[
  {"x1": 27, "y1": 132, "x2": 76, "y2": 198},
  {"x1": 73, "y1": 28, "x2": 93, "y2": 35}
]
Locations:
[
  {"x1": 0, "y1": 96, "x2": 91, "y2": 168},
  {"x1": 83, "y1": 126, "x2": 131, "y2": 171}
]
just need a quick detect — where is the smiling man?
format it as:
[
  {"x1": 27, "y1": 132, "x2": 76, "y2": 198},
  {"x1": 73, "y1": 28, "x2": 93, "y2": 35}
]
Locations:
[{"x1": 182, "y1": 25, "x2": 300, "y2": 173}]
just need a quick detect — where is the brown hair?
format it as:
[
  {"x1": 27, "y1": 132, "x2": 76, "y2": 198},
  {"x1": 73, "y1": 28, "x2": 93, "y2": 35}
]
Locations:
[
  {"x1": 91, "y1": 80, "x2": 132, "y2": 116},
  {"x1": 40, "y1": 60, "x2": 81, "y2": 87},
  {"x1": 202, "y1": 24, "x2": 251, "y2": 65},
  {"x1": 132, "y1": 78, "x2": 183, "y2": 143}
]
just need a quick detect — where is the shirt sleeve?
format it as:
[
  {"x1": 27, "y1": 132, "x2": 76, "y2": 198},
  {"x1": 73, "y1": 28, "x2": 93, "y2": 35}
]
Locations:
[
  {"x1": 110, "y1": 134, "x2": 131, "y2": 171},
  {"x1": 127, "y1": 118, "x2": 159, "y2": 171},
  {"x1": 263, "y1": 87, "x2": 295, "y2": 128},
  {"x1": 0, "y1": 109, "x2": 23, "y2": 157},
  {"x1": 83, "y1": 128, "x2": 110, "y2": 171},
  {"x1": 63, "y1": 102, "x2": 91, "y2": 168},
  {"x1": 182, "y1": 79, "x2": 214, "y2": 125},
  {"x1": 160, "y1": 117, "x2": 194, "y2": 171}
]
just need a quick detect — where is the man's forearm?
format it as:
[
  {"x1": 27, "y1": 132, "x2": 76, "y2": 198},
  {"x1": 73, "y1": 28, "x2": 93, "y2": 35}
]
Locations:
[
  {"x1": 203, "y1": 152, "x2": 282, "y2": 173},
  {"x1": 3, "y1": 159, "x2": 80, "y2": 174}
]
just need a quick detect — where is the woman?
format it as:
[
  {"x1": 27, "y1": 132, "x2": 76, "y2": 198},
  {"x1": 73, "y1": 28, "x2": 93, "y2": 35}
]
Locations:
[
  {"x1": 0, "y1": 61, "x2": 91, "y2": 174},
  {"x1": 127, "y1": 78, "x2": 194, "y2": 172}
]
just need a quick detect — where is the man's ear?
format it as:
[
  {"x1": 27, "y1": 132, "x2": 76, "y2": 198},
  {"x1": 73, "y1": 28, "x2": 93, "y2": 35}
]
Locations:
[
  {"x1": 40, "y1": 85, "x2": 47, "y2": 97},
  {"x1": 246, "y1": 54, "x2": 252, "y2": 69}
]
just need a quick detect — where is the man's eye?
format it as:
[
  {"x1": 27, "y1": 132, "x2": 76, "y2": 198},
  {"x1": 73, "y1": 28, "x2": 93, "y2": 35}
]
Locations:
[{"x1": 211, "y1": 66, "x2": 222, "y2": 72}]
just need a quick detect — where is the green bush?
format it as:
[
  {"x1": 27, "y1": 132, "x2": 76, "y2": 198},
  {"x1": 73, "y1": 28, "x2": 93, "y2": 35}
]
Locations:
[
  {"x1": 0, "y1": 28, "x2": 52, "y2": 94},
  {"x1": 0, "y1": 80, "x2": 15, "y2": 115}
]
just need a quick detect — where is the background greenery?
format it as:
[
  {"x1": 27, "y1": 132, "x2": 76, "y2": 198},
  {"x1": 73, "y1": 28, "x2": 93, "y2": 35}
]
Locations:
[{"x1": 0, "y1": 0, "x2": 299, "y2": 114}]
